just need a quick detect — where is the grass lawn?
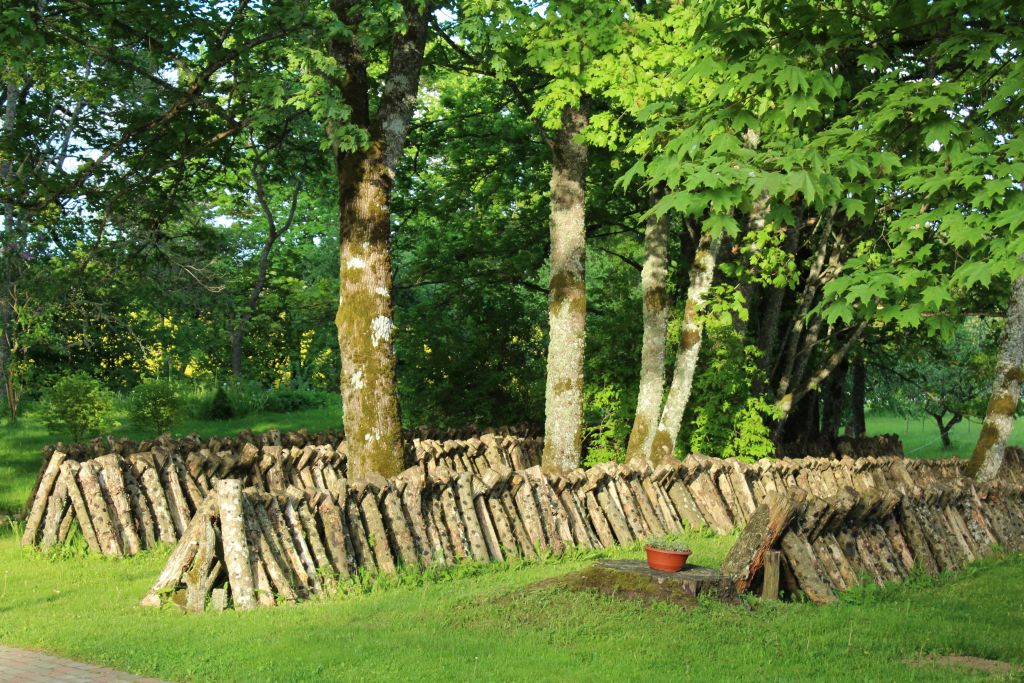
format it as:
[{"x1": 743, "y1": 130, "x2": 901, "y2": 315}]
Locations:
[
  {"x1": 0, "y1": 528, "x2": 1022, "y2": 682},
  {"x1": 2, "y1": 408, "x2": 1024, "y2": 681},
  {"x1": 865, "y1": 413, "x2": 1024, "y2": 460}
]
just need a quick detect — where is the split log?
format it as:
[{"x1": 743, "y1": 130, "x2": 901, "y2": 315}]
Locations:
[
  {"x1": 22, "y1": 451, "x2": 67, "y2": 546},
  {"x1": 779, "y1": 530, "x2": 837, "y2": 604},
  {"x1": 217, "y1": 479, "x2": 257, "y2": 610},
  {"x1": 720, "y1": 492, "x2": 800, "y2": 594},
  {"x1": 77, "y1": 461, "x2": 122, "y2": 556},
  {"x1": 59, "y1": 462, "x2": 101, "y2": 553}
]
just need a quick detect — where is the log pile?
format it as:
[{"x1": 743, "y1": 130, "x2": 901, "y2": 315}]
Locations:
[
  {"x1": 22, "y1": 432, "x2": 542, "y2": 555},
  {"x1": 724, "y1": 480, "x2": 1024, "y2": 604},
  {"x1": 141, "y1": 451, "x2": 1024, "y2": 611}
]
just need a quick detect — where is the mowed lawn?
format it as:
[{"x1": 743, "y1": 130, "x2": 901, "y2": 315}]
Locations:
[
  {"x1": 1, "y1": 407, "x2": 1024, "y2": 681},
  {"x1": 0, "y1": 529, "x2": 1023, "y2": 682}
]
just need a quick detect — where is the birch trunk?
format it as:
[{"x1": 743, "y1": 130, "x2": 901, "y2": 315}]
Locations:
[
  {"x1": 967, "y1": 275, "x2": 1024, "y2": 481},
  {"x1": 625, "y1": 187, "x2": 670, "y2": 462},
  {"x1": 542, "y1": 105, "x2": 588, "y2": 474},
  {"x1": 330, "y1": 0, "x2": 427, "y2": 478},
  {"x1": 648, "y1": 230, "x2": 722, "y2": 464}
]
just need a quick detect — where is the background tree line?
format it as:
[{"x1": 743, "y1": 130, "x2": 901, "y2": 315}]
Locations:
[{"x1": 1, "y1": 0, "x2": 1021, "y2": 480}]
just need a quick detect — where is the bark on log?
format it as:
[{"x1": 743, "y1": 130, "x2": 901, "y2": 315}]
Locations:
[
  {"x1": 217, "y1": 480, "x2": 257, "y2": 610},
  {"x1": 720, "y1": 493, "x2": 799, "y2": 594},
  {"x1": 22, "y1": 451, "x2": 67, "y2": 546}
]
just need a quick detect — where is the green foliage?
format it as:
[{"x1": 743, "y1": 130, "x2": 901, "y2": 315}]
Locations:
[
  {"x1": 40, "y1": 372, "x2": 118, "y2": 442},
  {"x1": 127, "y1": 380, "x2": 185, "y2": 435},
  {"x1": 207, "y1": 387, "x2": 235, "y2": 421},
  {"x1": 582, "y1": 385, "x2": 629, "y2": 467},
  {"x1": 262, "y1": 385, "x2": 333, "y2": 414},
  {"x1": 681, "y1": 320, "x2": 779, "y2": 461},
  {"x1": 646, "y1": 536, "x2": 692, "y2": 552}
]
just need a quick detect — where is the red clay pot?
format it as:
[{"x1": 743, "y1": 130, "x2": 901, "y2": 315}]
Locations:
[{"x1": 644, "y1": 545, "x2": 692, "y2": 572}]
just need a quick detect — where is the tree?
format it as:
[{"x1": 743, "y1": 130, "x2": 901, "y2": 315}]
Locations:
[
  {"x1": 326, "y1": 0, "x2": 429, "y2": 478},
  {"x1": 968, "y1": 277, "x2": 1024, "y2": 480}
]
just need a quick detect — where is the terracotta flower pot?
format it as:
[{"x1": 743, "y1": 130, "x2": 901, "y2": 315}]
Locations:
[{"x1": 644, "y1": 545, "x2": 692, "y2": 572}]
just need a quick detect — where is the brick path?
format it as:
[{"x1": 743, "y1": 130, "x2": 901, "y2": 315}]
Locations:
[{"x1": 0, "y1": 645, "x2": 168, "y2": 682}]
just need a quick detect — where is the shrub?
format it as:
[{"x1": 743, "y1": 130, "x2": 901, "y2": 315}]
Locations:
[
  {"x1": 208, "y1": 386, "x2": 235, "y2": 420},
  {"x1": 263, "y1": 385, "x2": 332, "y2": 413},
  {"x1": 583, "y1": 385, "x2": 629, "y2": 467},
  {"x1": 41, "y1": 372, "x2": 118, "y2": 442},
  {"x1": 128, "y1": 379, "x2": 184, "y2": 435}
]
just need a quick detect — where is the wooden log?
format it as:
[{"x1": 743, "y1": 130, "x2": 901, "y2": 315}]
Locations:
[
  {"x1": 779, "y1": 531, "x2": 837, "y2": 604},
  {"x1": 500, "y1": 487, "x2": 537, "y2": 559},
  {"x1": 94, "y1": 457, "x2": 141, "y2": 556},
  {"x1": 610, "y1": 476, "x2": 649, "y2": 539},
  {"x1": 245, "y1": 497, "x2": 298, "y2": 604},
  {"x1": 266, "y1": 495, "x2": 313, "y2": 591},
  {"x1": 556, "y1": 486, "x2": 594, "y2": 549},
  {"x1": 123, "y1": 466, "x2": 157, "y2": 550},
  {"x1": 185, "y1": 516, "x2": 217, "y2": 613},
  {"x1": 530, "y1": 471, "x2": 574, "y2": 549},
  {"x1": 512, "y1": 475, "x2": 547, "y2": 551},
  {"x1": 761, "y1": 550, "x2": 781, "y2": 600},
  {"x1": 896, "y1": 501, "x2": 939, "y2": 575},
  {"x1": 882, "y1": 517, "x2": 915, "y2": 574},
  {"x1": 627, "y1": 475, "x2": 665, "y2": 537},
  {"x1": 281, "y1": 495, "x2": 323, "y2": 593},
  {"x1": 318, "y1": 497, "x2": 353, "y2": 578},
  {"x1": 159, "y1": 457, "x2": 191, "y2": 537},
  {"x1": 358, "y1": 486, "x2": 396, "y2": 573},
  {"x1": 39, "y1": 474, "x2": 69, "y2": 550},
  {"x1": 666, "y1": 480, "x2": 706, "y2": 530},
  {"x1": 820, "y1": 533, "x2": 860, "y2": 589},
  {"x1": 216, "y1": 480, "x2": 257, "y2": 610},
  {"x1": 22, "y1": 451, "x2": 67, "y2": 546},
  {"x1": 688, "y1": 472, "x2": 734, "y2": 534},
  {"x1": 720, "y1": 493, "x2": 799, "y2": 594},
  {"x1": 297, "y1": 498, "x2": 336, "y2": 592},
  {"x1": 381, "y1": 486, "x2": 420, "y2": 567},
  {"x1": 59, "y1": 463, "x2": 100, "y2": 553},
  {"x1": 583, "y1": 490, "x2": 616, "y2": 548},
  {"x1": 426, "y1": 490, "x2": 455, "y2": 564},
  {"x1": 343, "y1": 492, "x2": 376, "y2": 572},
  {"x1": 594, "y1": 482, "x2": 634, "y2": 545},
  {"x1": 140, "y1": 495, "x2": 216, "y2": 607},
  {"x1": 76, "y1": 461, "x2": 122, "y2": 556},
  {"x1": 645, "y1": 478, "x2": 683, "y2": 533},
  {"x1": 251, "y1": 497, "x2": 302, "y2": 598},
  {"x1": 486, "y1": 492, "x2": 519, "y2": 558},
  {"x1": 134, "y1": 460, "x2": 177, "y2": 544},
  {"x1": 454, "y1": 473, "x2": 492, "y2": 561}
]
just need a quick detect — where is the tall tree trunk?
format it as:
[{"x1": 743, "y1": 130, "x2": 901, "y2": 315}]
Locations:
[
  {"x1": 648, "y1": 230, "x2": 723, "y2": 464},
  {"x1": 846, "y1": 355, "x2": 866, "y2": 438},
  {"x1": 542, "y1": 105, "x2": 588, "y2": 474},
  {"x1": 625, "y1": 186, "x2": 669, "y2": 462},
  {"x1": 1, "y1": 82, "x2": 19, "y2": 423},
  {"x1": 330, "y1": 0, "x2": 427, "y2": 479},
  {"x1": 820, "y1": 357, "x2": 848, "y2": 440},
  {"x1": 967, "y1": 275, "x2": 1024, "y2": 481}
]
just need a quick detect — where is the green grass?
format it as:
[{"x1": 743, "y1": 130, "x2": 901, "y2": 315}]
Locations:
[
  {"x1": 3, "y1": 409, "x2": 1024, "y2": 680},
  {"x1": 0, "y1": 528, "x2": 1021, "y2": 682},
  {"x1": 866, "y1": 413, "x2": 1024, "y2": 460}
]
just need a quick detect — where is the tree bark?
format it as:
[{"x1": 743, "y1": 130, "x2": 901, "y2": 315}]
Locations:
[
  {"x1": 930, "y1": 412, "x2": 962, "y2": 449},
  {"x1": 625, "y1": 185, "x2": 669, "y2": 462},
  {"x1": 330, "y1": 0, "x2": 427, "y2": 479},
  {"x1": 1, "y1": 82, "x2": 19, "y2": 423},
  {"x1": 967, "y1": 274, "x2": 1024, "y2": 481},
  {"x1": 846, "y1": 355, "x2": 866, "y2": 438},
  {"x1": 648, "y1": 230, "x2": 723, "y2": 464},
  {"x1": 820, "y1": 358, "x2": 848, "y2": 440},
  {"x1": 542, "y1": 105, "x2": 589, "y2": 474}
]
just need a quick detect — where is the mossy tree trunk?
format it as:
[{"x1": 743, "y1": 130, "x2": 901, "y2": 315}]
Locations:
[
  {"x1": 542, "y1": 105, "x2": 588, "y2": 474},
  {"x1": 626, "y1": 186, "x2": 669, "y2": 462},
  {"x1": 329, "y1": 0, "x2": 427, "y2": 479},
  {"x1": 648, "y1": 230, "x2": 722, "y2": 465},
  {"x1": 967, "y1": 275, "x2": 1024, "y2": 481}
]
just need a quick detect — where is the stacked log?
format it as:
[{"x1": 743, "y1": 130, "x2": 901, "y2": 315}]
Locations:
[
  {"x1": 22, "y1": 433, "x2": 542, "y2": 555},
  {"x1": 724, "y1": 480, "x2": 1024, "y2": 604}
]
